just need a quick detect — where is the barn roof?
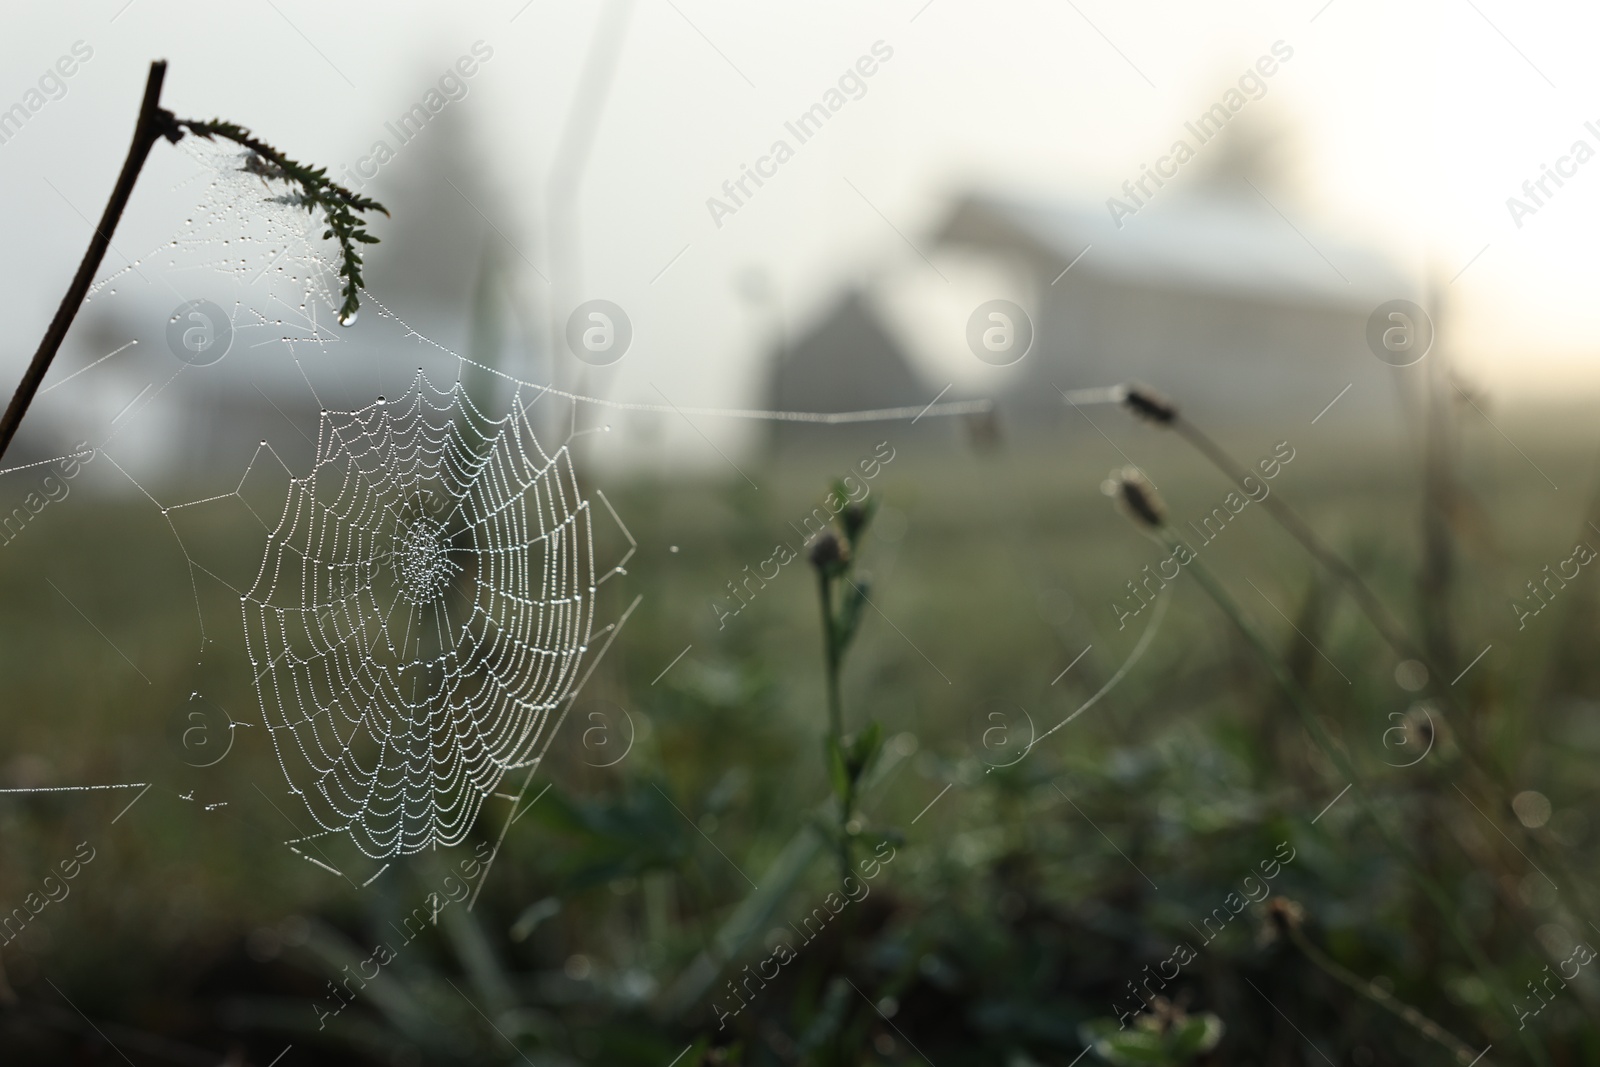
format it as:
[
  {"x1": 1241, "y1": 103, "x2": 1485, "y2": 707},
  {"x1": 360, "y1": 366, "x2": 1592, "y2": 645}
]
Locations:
[{"x1": 937, "y1": 190, "x2": 1414, "y2": 309}]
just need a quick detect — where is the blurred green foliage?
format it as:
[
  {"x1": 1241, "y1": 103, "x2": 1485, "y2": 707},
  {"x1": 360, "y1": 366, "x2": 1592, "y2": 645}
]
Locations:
[{"x1": 2, "y1": 419, "x2": 1600, "y2": 1065}]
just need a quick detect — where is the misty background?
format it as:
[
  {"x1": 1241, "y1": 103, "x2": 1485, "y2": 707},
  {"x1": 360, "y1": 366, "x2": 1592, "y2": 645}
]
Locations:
[{"x1": 1, "y1": 0, "x2": 1598, "y2": 481}]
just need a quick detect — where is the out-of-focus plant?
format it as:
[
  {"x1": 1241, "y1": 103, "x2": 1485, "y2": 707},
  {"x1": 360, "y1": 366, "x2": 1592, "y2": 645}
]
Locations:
[
  {"x1": 1079, "y1": 999, "x2": 1224, "y2": 1066},
  {"x1": 1263, "y1": 896, "x2": 1484, "y2": 1065},
  {"x1": 1116, "y1": 381, "x2": 1590, "y2": 933},
  {"x1": 1102, "y1": 462, "x2": 1546, "y2": 1066},
  {"x1": 808, "y1": 484, "x2": 884, "y2": 886}
]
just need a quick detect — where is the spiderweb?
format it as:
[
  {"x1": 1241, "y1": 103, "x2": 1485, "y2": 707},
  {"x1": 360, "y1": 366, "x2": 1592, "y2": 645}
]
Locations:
[
  {"x1": 243, "y1": 374, "x2": 596, "y2": 858},
  {"x1": 2, "y1": 136, "x2": 1013, "y2": 877}
]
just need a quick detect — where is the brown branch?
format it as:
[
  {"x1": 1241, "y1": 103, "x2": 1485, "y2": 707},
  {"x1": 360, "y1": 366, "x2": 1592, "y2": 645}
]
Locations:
[{"x1": 0, "y1": 61, "x2": 178, "y2": 465}]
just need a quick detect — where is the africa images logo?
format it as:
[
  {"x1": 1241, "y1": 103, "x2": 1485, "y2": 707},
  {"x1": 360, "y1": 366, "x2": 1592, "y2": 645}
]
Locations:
[
  {"x1": 564, "y1": 299, "x2": 633, "y2": 366},
  {"x1": 166, "y1": 299, "x2": 234, "y2": 366},
  {"x1": 965, "y1": 299, "x2": 1034, "y2": 366}
]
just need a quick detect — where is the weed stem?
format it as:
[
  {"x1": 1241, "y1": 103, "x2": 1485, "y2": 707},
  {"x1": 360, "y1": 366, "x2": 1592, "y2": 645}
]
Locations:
[
  {"x1": 1174, "y1": 538, "x2": 1549, "y2": 1067},
  {"x1": 1284, "y1": 916, "x2": 1486, "y2": 1065}
]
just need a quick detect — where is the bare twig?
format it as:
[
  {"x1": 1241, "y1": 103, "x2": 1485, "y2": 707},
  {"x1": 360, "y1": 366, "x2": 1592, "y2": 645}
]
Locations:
[{"x1": 0, "y1": 62, "x2": 175, "y2": 464}]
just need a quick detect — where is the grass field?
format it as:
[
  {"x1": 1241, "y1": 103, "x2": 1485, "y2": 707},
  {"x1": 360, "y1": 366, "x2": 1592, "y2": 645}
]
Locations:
[{"x1": 2, "y1": 403, "x2": 1599, "y2": 1065}]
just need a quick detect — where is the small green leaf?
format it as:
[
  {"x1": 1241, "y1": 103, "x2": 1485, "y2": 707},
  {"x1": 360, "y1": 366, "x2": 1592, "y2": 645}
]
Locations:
[
  {"x1": 825, "y1": 736, "x2": 850, "y2": 805},
  {"x1": 1169, "y1": 1014, "x2": 1224, "y2": 1056},
  {"x1": 1078, "y1": 1012, "x2": 1225, "y2": 1066},
  {"x1": 839, "y1": 491, "x2": 877, "y2": 550},
  {"x1": 835, "y1": 577, "x2": 869, "y2": 653},
  {"x1": 845, "y1": 721, "x2": 884, "y2": 785}
]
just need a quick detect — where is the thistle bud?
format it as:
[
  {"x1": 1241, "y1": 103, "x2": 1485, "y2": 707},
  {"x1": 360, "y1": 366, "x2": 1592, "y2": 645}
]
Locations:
[
  {"x1": 1262, "y1": 896, "x2": 1305, "y2": 946},
  {"x1": 841, "y1": 502, "x2": 870, "y2": 543},
  {"x1": 1102, "y1": 467, "x2": 1167, "y2": 530},
  {"x1": 1121, "y1": 383, "x2": 1178, "y2": 426},
  {"x1": 808, "y1": 530, "x2": 848, "y2": 572}
]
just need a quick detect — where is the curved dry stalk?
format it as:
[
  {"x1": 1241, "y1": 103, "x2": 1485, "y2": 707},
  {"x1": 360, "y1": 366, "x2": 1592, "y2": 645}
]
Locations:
[
  {"x1": 1129, "y1": 385, "x2": 1430, "y2": 675},
  {"x1": 1272, "y1": 899, "x2": 1486, "y2": 1065},
  {"x1": 1135, "y1": 513, "x2": 1546, "y2": 1065},
  {"x1": 1118, "y1": 384, "x2": 1600, "y2": 948}
]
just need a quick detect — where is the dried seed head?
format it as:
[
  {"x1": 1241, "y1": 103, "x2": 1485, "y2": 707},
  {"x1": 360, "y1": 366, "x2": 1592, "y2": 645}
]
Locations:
[
  {"x1": 1264, "y1": 896, "x2": 1305, "y2": 943},
  {"x1": 808, "y1": 529, "x2": 848, "y2": 571},
  {"x1": 1121, "y1": 383, "x2": 1178, "y2": 426},
  {"x1": 1143, "y1": 996, "x2": 1184, "y2": 1034},
  {"x1": 841, "y1": 502, "x2": 869, "y2": 543},
  {"x1": 1102, "y1": 467, "x2": 1167, "y2": 529}
]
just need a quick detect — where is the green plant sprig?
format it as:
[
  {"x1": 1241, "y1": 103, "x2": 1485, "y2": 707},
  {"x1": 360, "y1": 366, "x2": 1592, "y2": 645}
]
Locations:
[
  {"x1": 174, "y1": 118, "x2": 388, "y2": 324},
  {"x1": 808, "y1": 486, "x2": 885, "y2": 885}
]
